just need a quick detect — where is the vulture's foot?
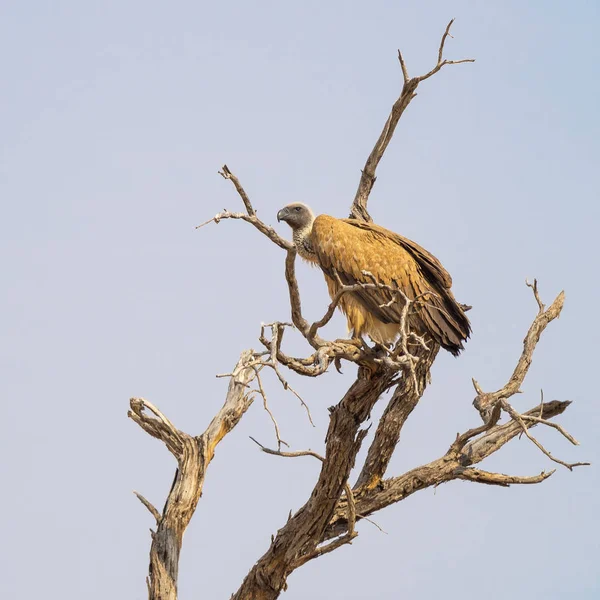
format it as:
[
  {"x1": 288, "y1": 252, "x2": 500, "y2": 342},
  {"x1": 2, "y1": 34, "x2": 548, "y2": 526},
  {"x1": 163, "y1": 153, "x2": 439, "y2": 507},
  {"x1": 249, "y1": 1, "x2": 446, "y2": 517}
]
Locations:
[{"x1": 335, "y1": 336, "x2": 372, "y2": 351}]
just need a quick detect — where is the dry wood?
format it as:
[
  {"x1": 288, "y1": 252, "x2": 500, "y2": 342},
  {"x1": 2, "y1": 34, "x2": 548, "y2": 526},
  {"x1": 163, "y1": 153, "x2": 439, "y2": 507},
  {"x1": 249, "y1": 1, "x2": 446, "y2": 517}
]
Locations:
[
  {"x1": 129, "y1": 350, "x2": 257, "y2": 600},
  {"x1": 455, "y1": 467, "x2": 556, "y2": 487},
  {"x1": 213, "y1": 175, "x2": 585, "y2": 599},
  {"x1": 349, "y1": 19, "x2": 474, "y2": 222},
  {"x1": 231, "y1": 368, "x2": 395, "y2": 599},
  {"x1": 324, "y1": 399, "x2": 573, "y2": 541},
  {"x1": 355, "y1": 342, "x2": 439, "y2": 490},
  {"x1": 129, "y1": 20, "x2": 588, "y2": 600}
]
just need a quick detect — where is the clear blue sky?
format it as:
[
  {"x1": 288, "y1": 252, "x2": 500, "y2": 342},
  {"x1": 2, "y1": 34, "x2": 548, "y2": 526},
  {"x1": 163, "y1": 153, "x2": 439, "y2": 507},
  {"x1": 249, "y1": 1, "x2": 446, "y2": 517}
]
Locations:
[{"x1": 1, "y1": 1, "x2": 598, "y2": 598}]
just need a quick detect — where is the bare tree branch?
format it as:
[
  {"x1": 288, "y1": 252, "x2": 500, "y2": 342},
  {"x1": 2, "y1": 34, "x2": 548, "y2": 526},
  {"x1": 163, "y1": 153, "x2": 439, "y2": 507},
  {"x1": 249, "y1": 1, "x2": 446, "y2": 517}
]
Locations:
[
  {"x1": 249, "y1": 436, "x2": 325, "y2": 462},
  {"x1": 520, "y1": 412, "x2": 580, "y2": 445},
  {"x1": 134, "y1": 491, "x2": 161, "y2": 523},
  {"x1": 131, "y1": 20, "x2": 588, "y2": 600},
  {"x1": 459, "y1": 400, "x2": 572, "y2": 465},
  {"x1": 355, "y1": 342, "x2": 438, "y2": 490},
  {"x1": 283, "y1": 248, "x2": 311, "y2": 335},
  {"x1": 323, "y1": 277, "x2": 587, "y2": 544},
  {"x1": 294, "y1": 483, "x2": 358, "y2": 569},
  {"x1": 469, "y1": 284, "x2": 565, "y2": 427},
  {"x1": 257, "y1": 329, "x2": 332, "y2": 377},
  {"x1": 253, "y1": 366, "x2": 289, "y2": 450},
  {"x1": 231, "y1": 368, "x2": 395, "y2": 600},
  {"x1": 324, "y1": 400, "x2": 575, "y2": 542},
  {"x1": 196, "y1": 208, "x2": 292, "y2": 251},
  {"x1": 526, "y1": 277, "x2": 545, "y2": 311},
  {"x1": 455, "y1": 467, "x2": 556, "y2": 487},
  {"x1": 199, "y1": 166, "x2": 422, "y2": 383},
  {"x1": 128, "y1": 398, "x2": 185, "y2": 458},
  {"x1": 499, "y1": 398, "x2": 590, "y2": 471},
  {"x1": 130, "y1": 350, "x2": 258, "y2": 600},
  {"x1": 260, "y1": 322, "x2": 315, "y2": 426},
  {"x1": 416, "y1": 19, "x2": 475, "y2": 83},
  {"x1": 349, "y1": 19, "x2": 474, "y2": 222},
  {"x1": 218, "y1": 164, "x2": 255, "y2": 216}
]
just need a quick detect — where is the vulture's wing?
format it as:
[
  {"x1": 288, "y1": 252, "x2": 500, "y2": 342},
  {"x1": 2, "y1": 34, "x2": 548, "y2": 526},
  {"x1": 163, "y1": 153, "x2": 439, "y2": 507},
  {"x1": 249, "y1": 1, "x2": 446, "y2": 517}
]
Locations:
[
  {"x1": 310, "y1": 215, "x2": 470, "y2": 353},
  {"x1": 347, "y1": 219, "x2": 454, "y2": 289}
]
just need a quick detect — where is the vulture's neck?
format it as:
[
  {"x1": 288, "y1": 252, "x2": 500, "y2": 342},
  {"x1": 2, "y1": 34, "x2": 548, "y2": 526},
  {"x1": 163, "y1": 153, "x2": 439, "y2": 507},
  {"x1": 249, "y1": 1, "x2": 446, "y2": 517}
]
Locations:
[{"x1": 292, "y1": 223, "x2": 317, "y2": 261}]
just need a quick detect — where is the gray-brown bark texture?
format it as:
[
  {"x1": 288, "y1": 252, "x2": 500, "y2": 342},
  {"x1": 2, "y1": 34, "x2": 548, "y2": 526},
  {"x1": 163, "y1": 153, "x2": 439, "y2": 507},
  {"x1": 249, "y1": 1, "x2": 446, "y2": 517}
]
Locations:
[
  {"x1": 129, "y1": 351, "x2": 257, "y2": 600},
  {"x1": 130, "y1": 20, "x2": 587, "y2": 600}
]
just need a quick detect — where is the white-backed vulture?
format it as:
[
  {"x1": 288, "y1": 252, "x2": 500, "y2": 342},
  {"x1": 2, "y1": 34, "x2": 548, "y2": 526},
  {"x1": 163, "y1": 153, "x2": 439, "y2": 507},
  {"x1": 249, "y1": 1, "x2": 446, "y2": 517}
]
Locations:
[{"x1": 277, "y1": 203, "x2": 471, "y2": 356}]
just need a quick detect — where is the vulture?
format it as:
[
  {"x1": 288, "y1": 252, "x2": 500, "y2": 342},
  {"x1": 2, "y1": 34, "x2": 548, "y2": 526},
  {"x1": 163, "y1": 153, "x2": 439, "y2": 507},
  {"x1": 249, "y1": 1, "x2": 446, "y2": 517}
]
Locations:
[{"x1": 276, "y1": 203, "x2": 471, "y2": 356}]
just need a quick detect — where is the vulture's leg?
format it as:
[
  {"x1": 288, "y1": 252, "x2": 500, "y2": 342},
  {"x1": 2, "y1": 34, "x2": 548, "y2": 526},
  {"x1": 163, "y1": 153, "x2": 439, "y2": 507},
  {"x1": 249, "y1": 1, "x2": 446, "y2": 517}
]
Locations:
[
  {"x1": 355, "y1": 335, "x2": 372, "y2": 351},
  {"x1": 334, "y1": 335, "x2": 371, "y2": 351}
]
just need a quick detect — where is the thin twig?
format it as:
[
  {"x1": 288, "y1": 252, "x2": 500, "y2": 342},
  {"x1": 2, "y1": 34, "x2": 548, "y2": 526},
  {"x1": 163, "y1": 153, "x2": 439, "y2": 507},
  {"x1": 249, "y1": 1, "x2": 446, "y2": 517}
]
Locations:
[
  {"x1": 397, "y1": 50, "x2": 409, "y2": 83},
  {"x1": 133, "y1": 491, "x2": 161, "y2": 523},
  {"x1": 262, "y1": 322, "x2": 315, "y2": 427},
  {"x1": 520, "y1": 413, "x2": 580, "y2": 445},
  {"x1": 437, "y1": 19, "x2": 454, "y2": 64},
  {"x1": 218, "y1": 164, "x2": 256, "y2": 216},
  {"x1": 526, "y1": 278, "x2": 545, "y2": 312},
  {"x1": 249, "y1": 436, "x2": 324, "y2": 462},
  {"x1": 356, "y1": 513, "x2": 388, "y2": 534},
  {"x1": 500, "y1": 399, "x2": 589, "y2": 471},
  {"x1": 301, "y1": 531, "x2": 357, "y2": 565},
  {"x1": 196, "y1": 209, "x2": 292, "y2": 250},
  {"x1": 253, "y1": 368, "x2": 289, "y2": 449}
]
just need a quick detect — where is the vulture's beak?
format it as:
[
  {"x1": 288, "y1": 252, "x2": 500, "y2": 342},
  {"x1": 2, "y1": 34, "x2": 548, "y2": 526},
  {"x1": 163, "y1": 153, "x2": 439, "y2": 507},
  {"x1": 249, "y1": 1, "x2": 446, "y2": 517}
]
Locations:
[{"x1": 277, "y1": 208, "x2": 288, "y2": 223}]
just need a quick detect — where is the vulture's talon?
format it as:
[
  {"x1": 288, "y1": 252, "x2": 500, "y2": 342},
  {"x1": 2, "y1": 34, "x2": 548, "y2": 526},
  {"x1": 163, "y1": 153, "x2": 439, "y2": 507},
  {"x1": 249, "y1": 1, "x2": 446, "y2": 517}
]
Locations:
[{"x1": 334, "y1": 357, "x2": 343, "y2": 374}]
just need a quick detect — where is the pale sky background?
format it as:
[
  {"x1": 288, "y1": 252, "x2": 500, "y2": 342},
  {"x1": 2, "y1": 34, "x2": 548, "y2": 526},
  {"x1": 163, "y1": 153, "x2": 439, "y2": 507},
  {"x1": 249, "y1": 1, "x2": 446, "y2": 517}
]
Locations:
[{"x1": 1, "y1": 1, "x2": 599, "y2": 598}]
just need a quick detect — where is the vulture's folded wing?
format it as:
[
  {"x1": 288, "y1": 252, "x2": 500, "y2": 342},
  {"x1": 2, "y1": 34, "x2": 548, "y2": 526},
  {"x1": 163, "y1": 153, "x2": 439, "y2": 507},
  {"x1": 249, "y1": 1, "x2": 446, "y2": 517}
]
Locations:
[{"x1": 310, "y1": 215, "x2": 471, "y2": 353}]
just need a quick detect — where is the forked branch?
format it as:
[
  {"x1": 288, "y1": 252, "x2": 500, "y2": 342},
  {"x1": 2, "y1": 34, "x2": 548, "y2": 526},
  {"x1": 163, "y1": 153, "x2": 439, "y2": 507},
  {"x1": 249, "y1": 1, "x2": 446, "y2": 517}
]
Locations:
[
  {"x1": 322, "y1": 285, "x2": 587, "y2": 543},
  {"x1": 324, "y1": 398, "x2": 579, "y2": 542},
  {"x1": 135, "y1": 18, "x2": 587, "y2": 600},
  {"x1": 468, "y1": 281, "x2": 565, "y2": 427},
  {"x1": 349, "y1": 19, "x2": 474, "y2": 222},
  {"x1": 499, "y1": 398, "x2": 589, "y2": 471},
  {"x1": 129, "y1": 350, "x2": 258, "y2": 600}
]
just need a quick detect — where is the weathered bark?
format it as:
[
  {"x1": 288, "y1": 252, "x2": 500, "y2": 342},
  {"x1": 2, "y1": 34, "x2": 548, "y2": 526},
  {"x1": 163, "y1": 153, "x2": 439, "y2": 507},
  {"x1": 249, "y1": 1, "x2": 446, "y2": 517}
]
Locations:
[
  {"x1": 147, "y1": 439, "x2": 201, "y2": 600},
  {"x1": 231, "y1": 367, "x2": 395, "y2": 599},
  {"x1": 356, "y1": 343, "x2": 439, "y2": 489},
  {"x1": 130, "y1": 20, "x2": 587, "y2": 600},
  {"x1": 324, "y1": 400, "x2": 571, "y2": 541},
  {"x1": 349, "y1": 19, "x2": 474, "y2": 222},
  {"x1": 129, "y1": 350, "x2": 257, "y2": 600}
]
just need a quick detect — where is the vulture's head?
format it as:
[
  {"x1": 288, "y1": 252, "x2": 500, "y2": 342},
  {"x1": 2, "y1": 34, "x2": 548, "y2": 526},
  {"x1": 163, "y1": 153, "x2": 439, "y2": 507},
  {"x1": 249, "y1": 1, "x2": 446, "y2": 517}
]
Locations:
[{"x1": 276, "y1": 203, "x2": 315, "y2": 231}]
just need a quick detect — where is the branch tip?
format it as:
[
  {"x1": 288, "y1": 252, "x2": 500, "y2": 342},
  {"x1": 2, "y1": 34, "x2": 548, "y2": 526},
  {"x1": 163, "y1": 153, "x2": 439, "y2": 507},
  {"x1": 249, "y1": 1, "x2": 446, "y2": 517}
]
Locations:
[
  {"x1": 471, "y1": 378, "x2": 483, "y2": 395},
  {"x1": 134, "y1": 491, "x2": 161, "y2": 523}
]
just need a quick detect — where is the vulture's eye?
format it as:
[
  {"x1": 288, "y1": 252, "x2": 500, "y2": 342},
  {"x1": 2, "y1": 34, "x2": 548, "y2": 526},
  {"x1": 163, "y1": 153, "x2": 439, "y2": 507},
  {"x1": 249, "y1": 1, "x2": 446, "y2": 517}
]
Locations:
[{"x1": 295, "y1": 206, "x2": 302, "y2": 212}]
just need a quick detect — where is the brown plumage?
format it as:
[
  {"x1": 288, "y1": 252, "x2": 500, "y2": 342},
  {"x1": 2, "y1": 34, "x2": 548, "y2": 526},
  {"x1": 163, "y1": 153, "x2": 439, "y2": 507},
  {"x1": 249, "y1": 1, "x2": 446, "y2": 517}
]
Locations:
[{"x1": 277, "y1": 203, "x2": 471, "y2": 356}]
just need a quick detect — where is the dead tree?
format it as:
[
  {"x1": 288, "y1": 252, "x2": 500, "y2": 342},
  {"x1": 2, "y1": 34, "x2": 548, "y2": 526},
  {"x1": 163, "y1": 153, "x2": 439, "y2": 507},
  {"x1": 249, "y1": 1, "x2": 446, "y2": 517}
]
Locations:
[{"x1": 129, "y1": 20, "x2": 588, "y2": 600}]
